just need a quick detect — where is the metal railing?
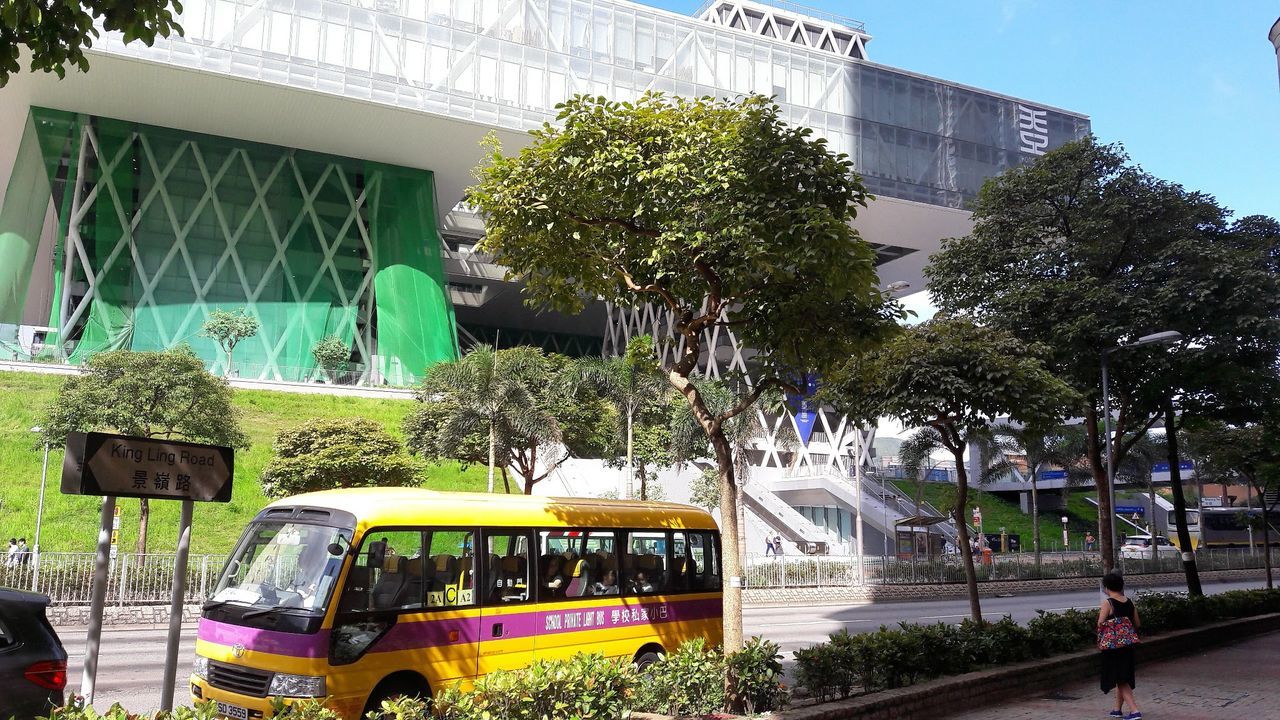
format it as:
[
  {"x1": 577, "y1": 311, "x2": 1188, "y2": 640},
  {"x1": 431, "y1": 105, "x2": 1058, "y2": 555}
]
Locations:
[
  {"x1": 0, "y1": 552, "x2": 223, "y2": 605},
  {"x1": 743, "y1": 547, "x2": 1280, "y2": 588}
]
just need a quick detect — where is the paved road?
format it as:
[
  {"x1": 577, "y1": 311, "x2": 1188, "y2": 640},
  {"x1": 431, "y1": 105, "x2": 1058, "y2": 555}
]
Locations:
[{"x1": 59, "y1": 578, "x2": 1263, "y2": 712}]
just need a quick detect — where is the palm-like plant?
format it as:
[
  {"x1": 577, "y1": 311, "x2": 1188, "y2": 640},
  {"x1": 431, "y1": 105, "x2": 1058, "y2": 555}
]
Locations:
[
  {"x1": 576, "y1": 336, "x2": 671, "y2": 498},
  {"x1": 897, "y1": 427, "x2": 961, "y2": 560},
  {"x1": 976, "y1": 423, "x2": 1088, "y2": 571},
  {"x1": 419, "y1": 345, "x2": 554, "y2": 492}
]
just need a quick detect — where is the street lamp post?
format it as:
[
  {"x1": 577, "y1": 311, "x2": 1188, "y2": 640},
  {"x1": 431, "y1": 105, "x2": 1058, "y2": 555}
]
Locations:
[
  {"x1": 29, "y1": 426, "x2": 49, "y2": 592},
  {"x1": 1101, "y1": 331, "x2": 1182, "y2": 566},
  {"x1": 1061, "y1": 516, "x2": 1069, "y2": 550}
]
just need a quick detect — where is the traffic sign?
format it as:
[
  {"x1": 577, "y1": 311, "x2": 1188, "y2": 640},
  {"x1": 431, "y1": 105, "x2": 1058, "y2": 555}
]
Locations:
[{"x1": 62, "y1": 432, "x2": 233, "y2": 502}]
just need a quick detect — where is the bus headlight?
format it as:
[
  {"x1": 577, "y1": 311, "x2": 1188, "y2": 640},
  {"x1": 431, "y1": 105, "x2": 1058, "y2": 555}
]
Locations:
[
  {"x1": 268, "y1": 673, "x2": 326, "y2": 698},
  {"x1": 192, "y1": 656, "x2": 209, "y2": 681}
]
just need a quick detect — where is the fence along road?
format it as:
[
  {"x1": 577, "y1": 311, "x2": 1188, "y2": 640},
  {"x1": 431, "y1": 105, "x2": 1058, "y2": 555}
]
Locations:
[
  {"x1": 4, "y1": 547, "x2": 1277, "y2": 603},
  {"x1": 57, "y1": 578, "x2": 1266, "y2": 713}
]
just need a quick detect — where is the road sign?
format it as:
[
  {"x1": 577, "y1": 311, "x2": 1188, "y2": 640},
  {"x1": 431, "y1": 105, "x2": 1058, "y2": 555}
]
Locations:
[
  {"x1": 1040, "y1": 469, "x2": 1068, "y2": 480},
  {"x1": 1115, "y1": 505, "x2": 1146, "y2": 516},
  {"x1": 62, "y1": 432, "x2": 233, "y2": 502}
]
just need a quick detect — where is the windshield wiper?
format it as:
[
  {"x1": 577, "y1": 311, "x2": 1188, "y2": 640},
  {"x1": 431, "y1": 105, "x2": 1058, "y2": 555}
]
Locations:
[
  {"x1": 202, "y1": 599, "x2": 229, "y2": 612},
  {"x1": 240, "y1": 603, "x2": 319, "y2": 620}
]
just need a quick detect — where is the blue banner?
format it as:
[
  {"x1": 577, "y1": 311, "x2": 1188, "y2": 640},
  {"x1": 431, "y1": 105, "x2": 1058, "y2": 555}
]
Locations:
[
  {"x1": 786, "y1": 374, "x2": 820, "y2": 446},
  {"x1": 1153, "y1": 461, "x2": 1194, "y2": 473},
  {"x1": 1115, "y1": 505, "x2": 1146, "y2": 516},
  {"x1": 1040, "y1": 469, "x2": 1069, "y2": 480}
]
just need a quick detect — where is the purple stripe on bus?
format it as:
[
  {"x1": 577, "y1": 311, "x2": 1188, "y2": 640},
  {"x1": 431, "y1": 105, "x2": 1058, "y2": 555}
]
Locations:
[
  {"x1": 198, "y1": 618, "x2": 331, "y2": 658},
  {"x1": 369, "y1": 615, "x2": 482, "y2": 653}
]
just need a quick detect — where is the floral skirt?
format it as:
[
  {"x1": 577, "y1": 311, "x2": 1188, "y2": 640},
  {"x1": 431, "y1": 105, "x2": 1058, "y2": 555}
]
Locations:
[{"x1": 1100, "y1": 647, "x2": 1136, "y2": 694}]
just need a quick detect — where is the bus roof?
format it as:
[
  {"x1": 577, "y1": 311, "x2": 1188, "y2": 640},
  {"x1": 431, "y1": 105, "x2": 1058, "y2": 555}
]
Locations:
[{"x1": 265, "y1": 487, "x2": 719, "y2": 531}]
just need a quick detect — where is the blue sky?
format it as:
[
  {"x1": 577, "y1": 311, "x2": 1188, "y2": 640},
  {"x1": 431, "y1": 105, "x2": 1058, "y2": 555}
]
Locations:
[{"x1": 648, "y1": 0, "x2": 1280, "y2": 221}]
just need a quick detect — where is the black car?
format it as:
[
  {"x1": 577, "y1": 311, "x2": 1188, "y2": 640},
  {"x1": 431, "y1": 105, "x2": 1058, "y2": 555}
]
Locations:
[{"x1": 0, "y1": 588, "x2": 67, "y2": 719}]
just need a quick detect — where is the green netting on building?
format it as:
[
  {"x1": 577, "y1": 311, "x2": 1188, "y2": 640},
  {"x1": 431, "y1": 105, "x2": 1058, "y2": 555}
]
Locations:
[{"x1": 1, "y1": 107, "x2": 457, "y2": 383}]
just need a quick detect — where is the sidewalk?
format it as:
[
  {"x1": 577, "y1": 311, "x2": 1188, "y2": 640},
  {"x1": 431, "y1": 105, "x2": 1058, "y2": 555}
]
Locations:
[{"x1": 943, "y1": 631, "x2": 1279, "y2": 719}]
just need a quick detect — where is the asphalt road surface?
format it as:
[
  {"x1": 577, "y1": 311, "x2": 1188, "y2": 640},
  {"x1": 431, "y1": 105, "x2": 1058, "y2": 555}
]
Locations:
[{"x1": 58, "y1": 578, "x2": 1264, "y2": 712}]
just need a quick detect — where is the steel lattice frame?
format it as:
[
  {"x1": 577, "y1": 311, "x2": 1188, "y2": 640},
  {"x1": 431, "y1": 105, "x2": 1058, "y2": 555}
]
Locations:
[
  {"x1": 56, "y1": 118, "x2": 379, "y2": 383},
  {"x1": 603, "y1": 301, "x2": 876, "y2": 475}
]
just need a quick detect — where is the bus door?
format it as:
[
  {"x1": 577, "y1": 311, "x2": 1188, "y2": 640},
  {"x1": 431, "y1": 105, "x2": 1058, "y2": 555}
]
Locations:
[
  {"x1": 330, "y1": 528, "x2": 480, "y2": 691},
  {"x1": 478, "y1": 530, "x2": 535, "y2": 675}
]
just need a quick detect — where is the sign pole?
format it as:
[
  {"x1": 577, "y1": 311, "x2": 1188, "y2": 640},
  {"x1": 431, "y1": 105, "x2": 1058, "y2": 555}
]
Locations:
[
  {"x1": 160, "y1": 499, "x2": 195, "y2": 711},
  {"x1": 80, "y1": 495, "x2": 117, "y2": 703}
]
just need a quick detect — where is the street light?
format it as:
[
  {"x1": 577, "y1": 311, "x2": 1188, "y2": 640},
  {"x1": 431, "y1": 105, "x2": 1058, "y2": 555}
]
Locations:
[
  {"x1": 29, "y1": 426, "x2": 49, "y2": 592},
  {"x1": 1061, "y1": 516, "x2": 1069, "y2": 550},
  {"x1": 1101, "y1": 331, "x2": 1183, "y2": 565}
]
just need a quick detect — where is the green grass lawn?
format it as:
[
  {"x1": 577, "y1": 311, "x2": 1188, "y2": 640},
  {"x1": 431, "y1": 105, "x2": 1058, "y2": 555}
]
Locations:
[
  {"x1": 0, "y1": 371, "x2": 492, "y2": 556},
  {"x1": 891, "y1": 480, "x2": 1104, "y2": 551}
]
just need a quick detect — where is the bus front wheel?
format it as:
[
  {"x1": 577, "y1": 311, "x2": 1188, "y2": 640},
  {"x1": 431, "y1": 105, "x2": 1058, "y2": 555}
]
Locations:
[{"x1": 363, "y1": 673, "x2": 431, "y2": 718}]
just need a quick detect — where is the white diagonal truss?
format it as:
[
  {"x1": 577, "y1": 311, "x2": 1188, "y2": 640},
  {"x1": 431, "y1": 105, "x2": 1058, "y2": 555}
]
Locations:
[{"x1": 55, "y1": 119, "x2": 379, "y2": 383}]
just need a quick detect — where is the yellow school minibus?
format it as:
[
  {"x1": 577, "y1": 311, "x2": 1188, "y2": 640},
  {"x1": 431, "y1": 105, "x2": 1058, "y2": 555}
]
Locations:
[{"x1": 191, "y1": 488, "x2": 722, "y2": 719}]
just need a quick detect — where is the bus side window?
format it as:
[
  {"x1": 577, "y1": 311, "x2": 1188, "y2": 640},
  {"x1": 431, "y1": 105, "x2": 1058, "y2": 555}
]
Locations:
[
  {"x1": 344, "y1": 530, "x2": 425, "y2": 613},
  {"x1": 626, "y1": 531, "x2": 667, "y2": 595},
  {"x1": 689, "y1": 532, "x2": 720, "y2": 590},
  {"x1": 584, "y1": 532, "x2": 618, "y2": 596},
  {"x1": 487, "y1": 531, "x2": 531, "y2": 603},
  {"x1": 425, "y1": 529, "x2": 476, "y2": 608}
]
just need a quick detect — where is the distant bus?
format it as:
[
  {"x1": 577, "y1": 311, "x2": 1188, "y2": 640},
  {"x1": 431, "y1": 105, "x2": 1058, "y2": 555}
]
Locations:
[
  {"x1": 191, "y1": 488, "x2": 722, "y2": 719},
  {"x1": 1197, "y1": 507, "x2": 1280, "y2": 548}
]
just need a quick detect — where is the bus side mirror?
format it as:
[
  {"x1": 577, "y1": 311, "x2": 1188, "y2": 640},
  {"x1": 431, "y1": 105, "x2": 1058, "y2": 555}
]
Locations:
[{"x1": 328, "y1": 542, "x2": 345, "y2": 557}]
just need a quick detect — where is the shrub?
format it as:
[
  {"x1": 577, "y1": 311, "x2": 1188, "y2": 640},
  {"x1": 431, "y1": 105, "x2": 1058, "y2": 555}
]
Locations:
[
  {"x1": 268, "y1": 698, "x2": 340, "y2": 720},
  {"x1": 432, "y1": 652, "x2": 636, "y2": 720},
  {"x1": 725, "y1": 636, "x2": 789, "y2": 714},
  {"x1": 1027, "y1": 608, "x2": 1096, "y2": 657},
  {"x1": 43, "y1": 699, "x2": 222, "y2": 720},
  {"x1": 632, "y1": 638, "x2": 724, "y2": 717}
]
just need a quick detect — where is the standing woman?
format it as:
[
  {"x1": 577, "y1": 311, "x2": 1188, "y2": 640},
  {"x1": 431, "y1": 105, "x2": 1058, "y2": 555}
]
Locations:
[{"x1": 1098, "y1": 571, "x2": 1142, "y2": 719}]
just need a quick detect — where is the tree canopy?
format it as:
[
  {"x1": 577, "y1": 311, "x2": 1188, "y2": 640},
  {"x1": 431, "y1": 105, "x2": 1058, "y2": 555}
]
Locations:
[
  {"x1": 824, "y1": 317, "x2": 1077, "y2": 621},
  {"x1": 925, "y1": 136, "x2": 1280, "y2": 572},
  {"x1": 0, "y1": 0, "x2": 183, "y2": 87},
  {"x1": 200, "y1": 308, "x2": 259, "y2": 376},
  {"x1": 469, "y1": 92, "x2": 900, "y2": 655},
  {"x1": 405, "y1": 345, "x2": 612, "y2": 494},
  {"x1": 38, "y1": 346, "x2": 247, "y2": 553},
  {"x1": 260, "y1": 417, "x2": 421, "y2": 499}
]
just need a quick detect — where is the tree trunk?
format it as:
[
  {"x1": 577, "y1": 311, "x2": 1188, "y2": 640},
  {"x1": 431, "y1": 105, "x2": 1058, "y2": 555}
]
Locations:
[
  {"x1": 1164, "y1": 406, "x2": 1202, "y2": 596},
  {"x1": 487, "y1": 423, "x2": 496, "y2": 493},
  {"x1": 637, "y1": 464, "x2": 649, "y2": 501},
  {"x1": 709, "y1": 430, "x2": 744, "y2": 653},
  {"x1": 1148, "y1": 479, "x2": 1157, "y2": 537},
  {"x1": 522, "y1": 444, "x2": 536, "y2": 495},
  {"x1": 1031, "y1": 476, "x2": 1041, "y2": 576},
  {"x1": 225, "y1": 348, "x2": 233, "y2": 377},
  {"x1": 1250, "y1": 478, "x2": 1274, "y2": 590},
  {"x1": 626, "y1": 408, "x2": 635, "y2": 500},
  {"x1": 500, "y1": 467, "x2": 512, "y2": 495},
  {"x1": 947, "y1": 438, "x2": 982, "y2": 623},
  {"x1": 1085, "y1": 406, "x2": 1116, "y2": 572},
  {"x1": 136, "y1": 498, "x2": 150, "y2": 556}
]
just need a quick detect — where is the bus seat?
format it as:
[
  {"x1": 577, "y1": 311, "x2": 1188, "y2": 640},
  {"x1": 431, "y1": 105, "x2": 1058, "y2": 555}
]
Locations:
[
  {"x1": 485, "y1": 553, "x2": 501, "y2": 598},
  {"x1": 453, "y1": 556, "x2": 474, "y2": 604},
  {"x1": 432, "y1": 554, "x2": 458, "y2": 593},
  {"x1": 337, "y1": 566, "x2": 371, "y2": 613},
  {"x1": 500, "y1": 555, "x2": 528, "y2": 601},
  {"x1": 565, "y1": 558, "x2": 591, "y2": 597},
  {"x1": 398, "y1": 556, "x2": 425, "y2": 606},
  {"x1": 372, "y1": 556, "x2": 407, "y2": 609}
]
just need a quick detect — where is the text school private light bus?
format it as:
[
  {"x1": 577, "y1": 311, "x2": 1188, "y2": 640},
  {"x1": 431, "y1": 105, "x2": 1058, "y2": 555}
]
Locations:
[{"x1": 191, "y1": 488, "x2": 723, "y2": 719}]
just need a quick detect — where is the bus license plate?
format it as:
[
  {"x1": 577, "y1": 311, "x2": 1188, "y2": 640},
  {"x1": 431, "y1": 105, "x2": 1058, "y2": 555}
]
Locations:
[{"x1": 216, "y1": 702, "x2": 249, "y2": 720}]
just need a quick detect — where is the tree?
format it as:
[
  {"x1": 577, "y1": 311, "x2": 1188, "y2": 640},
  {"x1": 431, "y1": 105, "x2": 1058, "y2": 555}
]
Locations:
[
  {"x1": 38, "y1": 346, "x2": 247, "y2": 554},
  {"x1": 260, "y1": 418, "x2": 421, "y2": 498},
  {"x1": 825, "y1": 318, "x2": 1077, "y2": 622},
  {"x1": 978, "y1": 423, "x2": 1089, "y2": 573},
  {"x1": 0, "y1": 0, "x2": 183, "y2": 87},
  {"x1": 926, "y1": 137, "x2": 1280, "y2": 583},
  {"x1": 311, "y1": 335, "x2": 349, "y2": 382},
  {"x1": 577, "y1": 335, "x2": 673, "y2": 499},
  {"x1": 468, "y1": 92, "x2": 901, "y2": 654},
  {"x1": 200, "y1": 308, "x2": 260, "y2": 376},
  {"x1": 689, "y1": 468, "x2": 721, "y2": 513},
  {"x1": 406, "y1": 345, "x2": 612, "y2": 495},
  {"x1": 1184, "y1": 421, "x2": 1280, "y2": 589}
]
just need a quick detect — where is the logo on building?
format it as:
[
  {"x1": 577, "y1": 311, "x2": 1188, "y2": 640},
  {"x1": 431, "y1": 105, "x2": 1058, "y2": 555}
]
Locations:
[{"x1": 1017, "y1": 104, "x2": 1049, "y2": 155}]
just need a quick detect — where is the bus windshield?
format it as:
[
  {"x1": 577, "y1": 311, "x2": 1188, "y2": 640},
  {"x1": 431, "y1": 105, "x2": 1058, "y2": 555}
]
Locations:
[{"x1": 211, "y1": 521, "x2": 352, "y2": 613}]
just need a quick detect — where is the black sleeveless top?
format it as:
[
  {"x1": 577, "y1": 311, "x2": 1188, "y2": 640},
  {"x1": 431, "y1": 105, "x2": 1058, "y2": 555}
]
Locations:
[{"x1": 1108, "y1": 597, "x2": 1135, "y2": 624}]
